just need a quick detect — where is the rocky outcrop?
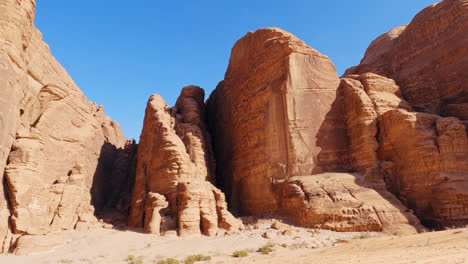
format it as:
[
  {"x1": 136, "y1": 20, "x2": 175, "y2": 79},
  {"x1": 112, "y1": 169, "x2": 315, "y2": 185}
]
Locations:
[
  {"x1": 280, "y1": 173, "x2": 420, "y2": 234},
  {"x1": 207, "y1": 28, "x2": 350, "y2": 216},
  {"x1": 206, "y1": 28, "x2": 423, "y2": 233},
  {"x1": 0, "y1": 0, "x2": 135, "y2": 253},
  {"x1": 345, "y1": 0, "x2": 468, "y2": 117},
  {"x1": 341, "y1": 73, "x2": 468, "y2": 227},
  {"x1": 129, "y1": 86, "x2": 242, "y2": 236},
  {"x1": 378, "y1": 110, "x2": 468, "y2": 227},
  {"x1": 345, "y1": 0, "x2": 468, "y2": 228}
]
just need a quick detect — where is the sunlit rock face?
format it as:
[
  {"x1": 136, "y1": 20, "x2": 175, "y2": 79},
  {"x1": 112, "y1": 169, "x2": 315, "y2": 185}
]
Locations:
[
  {"x1": 128, "y1": 86, "x2": 242, "y2": 237},
  {"x1": 345, "y1": 0, "x2": 468, "y2": 228},
  {"x1": 205, "y1": 28, "x2": 423, "y2": 234},
  {"x1": 0, "y1": 0, "x2": 134, "y2": 253}
]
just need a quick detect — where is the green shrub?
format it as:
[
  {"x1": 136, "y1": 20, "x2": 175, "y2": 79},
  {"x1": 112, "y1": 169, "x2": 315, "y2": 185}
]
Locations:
[
  {"x1": 257, "y1": 245, "x2": 273, "y2": 255},
  {"x1": 156, "y1": 258, "x2": 180, "y2": 264},
  {"x1": 126, "y1": 255, "x2": 143, "y2": 264},
  {"x1": 184, "y1": 254, "x2": 211, "y2": 263},
  {"x1": 232, "y1": 250, "x2": 248, "y2": 258}
]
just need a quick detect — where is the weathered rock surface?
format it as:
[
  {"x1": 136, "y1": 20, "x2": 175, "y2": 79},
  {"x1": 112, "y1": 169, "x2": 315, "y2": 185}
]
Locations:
[
  {"x1": 280, "y1": 173, "x2": 421, "y2": 234},
  {"x1": 345, "y1": 0, "x2": 468, "y2": 117},
  {"x1": 206, "y1": 28, "x2": 423, "y2": 233},
  {"x1": 129, "y1": 86, "x2": 242, "y2": 236},
  {"x1": 0, "y1": 0, "x2": 135, "y2": 253},
  {"x1": 378, "y1": 109, "x2": 468, "y2": 227},
  {"x1": 345, "y1": 0, "x2": 468, "y2": 228},
  {"x1": 207, "y1": 27, "x2": 350, "y2": 216}
]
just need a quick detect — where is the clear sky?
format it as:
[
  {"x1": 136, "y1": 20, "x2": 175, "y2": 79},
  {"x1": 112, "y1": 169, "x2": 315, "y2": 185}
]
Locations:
[{"x1": 35, "y1": 0, "x2": 433, "y2": 141}]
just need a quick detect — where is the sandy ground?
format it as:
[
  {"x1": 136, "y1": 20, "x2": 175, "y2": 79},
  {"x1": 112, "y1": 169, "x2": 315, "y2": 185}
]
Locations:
[{"x1": 0, "y1": 219, "x2": 466, "y2": 264}]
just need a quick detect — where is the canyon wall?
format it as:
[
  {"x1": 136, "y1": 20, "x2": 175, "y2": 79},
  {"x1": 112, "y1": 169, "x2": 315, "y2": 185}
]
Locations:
[
  {"x1": 206, "y1": 28, "x2": 423, "y2": 234},
  {"x1": 0, "y1": 0, "x2": 135, "y2": 253},
  {"x1": 345, "y1": 0, "x2": 468, "y2": 227}
]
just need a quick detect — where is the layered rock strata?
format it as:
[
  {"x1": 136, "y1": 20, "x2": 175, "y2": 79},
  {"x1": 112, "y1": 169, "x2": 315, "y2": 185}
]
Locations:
[
  {"x1": 345, "y1": 0, "x2": 468, "y2": 227},
  {"x1": 206, "y1": 28, "x2": 350, "y2": 216},
  {"x1": 345, "y1": 0, "x2": 468, "y2": 118},
  {"x1": 0, "y1": 0, "x2": 134, "y2": 253},
  {"x1": 129, "y1": 86, "x2": 242, "y2": 236},
  {"x1": 206, "y1": 28, "x2": 423, "y2": 233}
]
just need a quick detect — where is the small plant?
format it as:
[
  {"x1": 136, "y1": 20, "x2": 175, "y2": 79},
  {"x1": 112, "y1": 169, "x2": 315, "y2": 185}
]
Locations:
[
  {"x1": 280, "y1": 243, "x2": 288, "y2": 248},
  {"x1": 146, "y1": 243, "x2": 152, "y2": 248},
  {"x1": 358, "y1": 232, "x2": 371, "y2": 239},
  {"x1": 184, "y1": 254, "x2": 211, "y2": 264},
  {"x1": 126, "y1": 255, "x2": 144, "y2": 264},
  {"x1": 232, "y1": 250, "x2": 248, "y2": 258},
  {"x1": 156, "y1": 258, "x2": 180, "y2": 264},
  {"x1": 256, "y1": 245, "x2": 273, "y2": 255}
]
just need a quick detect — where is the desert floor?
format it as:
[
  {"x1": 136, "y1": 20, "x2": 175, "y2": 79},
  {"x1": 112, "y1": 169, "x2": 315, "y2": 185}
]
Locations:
[{"x1": 0, "y1": 219, "x2": 466, "y2": 264}]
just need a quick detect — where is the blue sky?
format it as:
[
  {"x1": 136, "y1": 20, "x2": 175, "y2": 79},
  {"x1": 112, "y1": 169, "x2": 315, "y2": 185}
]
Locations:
[{"x1": 35, "y1": 0, "x2": 433, "y2": 140}]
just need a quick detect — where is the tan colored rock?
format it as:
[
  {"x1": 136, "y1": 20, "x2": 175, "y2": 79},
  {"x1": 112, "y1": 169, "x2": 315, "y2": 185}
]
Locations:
[
  {"x1": 378, "y1": 109, "x2": 468, "y2": 227},
  {"x1": 207, "y1": 27, "x2": 350, "y2": 216},
  {"x1": 280, "y1": 173, "x2": 421, "y2": 234},
  {"x1": 144, "y1": 193, "x2": 168, "y2": 234},
  {"x1": 129, "y1": 86, "x2": 242, "y2": 236},
  {"x1": 206, "y1": 28, "x2": 422, "y2": 233},
  {"x1": 0, "y1": 0, "x2": 133, "y2": 252},
  {"x1": 13, "y1": 233, "x2": 65, "y2": 255},
  {"x1": 341, "y1": 73, "x2": 413, "y2": 173},
  {"x1": 345, "y1": 0, "x2": 468, "y2": 118},
  {"x1": 341, "y1": 72, "x2": 468, "y2": 227}
]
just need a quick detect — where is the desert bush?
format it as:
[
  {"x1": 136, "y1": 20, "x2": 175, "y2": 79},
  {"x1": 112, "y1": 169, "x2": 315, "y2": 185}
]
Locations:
[
  {"x1": 156, "y1": 258, "x2": 180, "y2": 264},
  {"x1": 232, "y1": 250, "x2": 248, "y2": 258},
  {"x1": 257, "y1": 245, "x2": 273, "y2": 255},
  {"x1": 126, "y1": 255, "x2": 144, "y2": 264},
  {"x1": 184, "y1": 254, "x2": 211, "y2": 263}
]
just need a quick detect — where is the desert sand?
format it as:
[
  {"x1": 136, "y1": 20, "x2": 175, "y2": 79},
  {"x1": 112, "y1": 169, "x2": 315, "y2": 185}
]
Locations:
[{"x1": 0, "y1": 219, "x2": 466, "y2": 264}]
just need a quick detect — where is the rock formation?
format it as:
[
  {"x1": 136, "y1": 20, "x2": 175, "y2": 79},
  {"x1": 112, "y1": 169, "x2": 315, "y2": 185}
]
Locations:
[
  {"x1": 206, "y1": 28, "x2": 350, "y2": 216},
  {"x1": 0, "y1": 0, "x2": 135, "y2": 253},
  {"x1": 128, "y1": 86, "x2": 242, "y2": 236},
  {"x1": 345, "y1": 0, "x2": 468, "y2": 228},
  {"x1": 206, "y1": 28, "x2": 423, "y2": 233},
  {"x1": 345, "y1": 0, "x2": 468, "y2": 117},
  {"x1": 1, "y1": 0, "x2": 467, "y2": 256}
]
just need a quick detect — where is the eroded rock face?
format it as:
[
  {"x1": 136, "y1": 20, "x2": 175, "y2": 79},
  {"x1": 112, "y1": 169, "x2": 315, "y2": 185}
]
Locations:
[
  {"x1": 378, "y1": 110, "x2": 468, "y2": 227},
  {"x1": 129, "y1": 86, "x2": 242, "y2": 236},
  {"x1": 0, "y1": 0, "x2": 134, "y2": 253},
  {"x1": 207, "y1": 28, "x2": 350, "y2": 216},
  {"x1": 341, "y1": 73, "x2": 468, "y2": 227},
  {"x1": 206, "y1": 28, "x2": 423, "y2": 233},
  {"x1": 280, "y1": 173, "x2": 421, "y2": 234},
  {"x1": 345, "y1": 0, "x2": 468, "y2": 117},
  {"x1": 345, "y1": 0, "x2": 468, "y2": 228}
]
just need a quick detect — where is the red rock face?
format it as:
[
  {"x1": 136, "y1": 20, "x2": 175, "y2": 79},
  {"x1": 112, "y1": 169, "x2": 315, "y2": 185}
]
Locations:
[
  {"x1": 346, "y1": 0, "x2": 468, "y2": 117},
  {"x1": 207, "y1": 28, "x2": 350, "y2": 216},
  {"x1": 129, "y1": 86, "x2": 242, "y2": 237},
  {"x1": 206, "y1": 29, "x2": 423, "y2": 233},
  {"x1": 0, "y1": 0, "x2": 135, "y2": 253},
  {"x1": 345, "y1": 0, "x2": 468, "y2": 228}
]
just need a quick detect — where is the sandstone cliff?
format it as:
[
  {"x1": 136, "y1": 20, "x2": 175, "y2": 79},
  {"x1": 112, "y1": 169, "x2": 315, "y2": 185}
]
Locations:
[
  {"x1": 206, "y1": 28, "x2": 423, "y2": 234},
  {"x1": 129, "y1": 86, "x2": 242, "y2": 236},
  {"x1": 0, "y1": 0, "x2": 135, "y2": 253},
  {"x1": 345, "y1": 0, "x2": 468, "y2": 227}
]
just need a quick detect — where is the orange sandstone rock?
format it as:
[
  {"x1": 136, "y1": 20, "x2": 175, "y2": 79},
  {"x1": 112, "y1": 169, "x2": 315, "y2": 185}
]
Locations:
[{"x1": 129, "y1": 86, "x2": 242, "y2": 236}]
